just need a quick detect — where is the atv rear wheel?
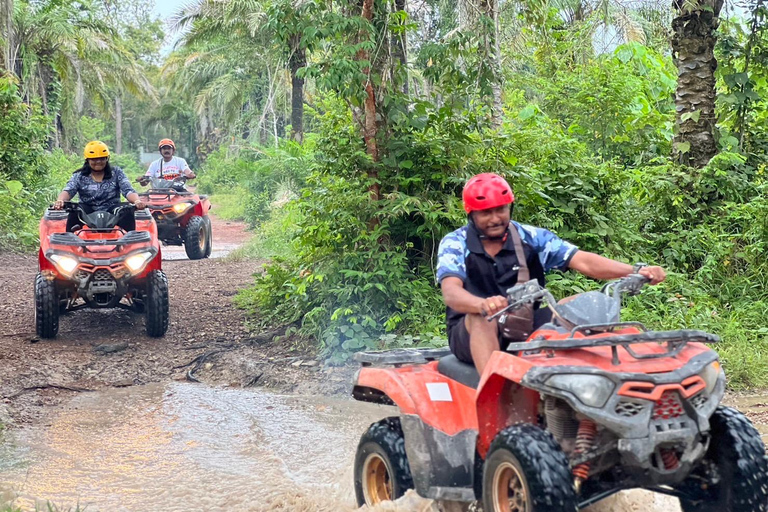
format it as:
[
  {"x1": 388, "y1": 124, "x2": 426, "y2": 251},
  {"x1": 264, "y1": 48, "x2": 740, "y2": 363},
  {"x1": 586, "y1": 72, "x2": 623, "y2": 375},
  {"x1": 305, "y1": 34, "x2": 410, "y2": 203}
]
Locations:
[
  {"x1": 678, "y1": 406, "x2": 768, "y2": 512},
  {"x1": 35, "y1": 273, "x2": 59, "y2": 338},
  {"x1": 354, "y1": 417, "x2": 414, "y2": 507},
  {"x1": 145, "y1": 270, "x2": 169, "y2": 337},
  {"x1": 482, "y1": 424, "x2": 577, "y2": 512},
  {"x1": 184, "y1": 215, "x2": 208, "y2": 260}
]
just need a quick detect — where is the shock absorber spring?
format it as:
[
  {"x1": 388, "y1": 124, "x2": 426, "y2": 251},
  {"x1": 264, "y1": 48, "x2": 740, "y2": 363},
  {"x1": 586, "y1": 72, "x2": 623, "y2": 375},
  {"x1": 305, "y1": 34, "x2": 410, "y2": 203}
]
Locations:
[
  {"x1": 572, "y1": 420, "x2": 597, "y2": 485},
  {"x1": 660, "y1": 448, "x2": 680, "y2": 470}
]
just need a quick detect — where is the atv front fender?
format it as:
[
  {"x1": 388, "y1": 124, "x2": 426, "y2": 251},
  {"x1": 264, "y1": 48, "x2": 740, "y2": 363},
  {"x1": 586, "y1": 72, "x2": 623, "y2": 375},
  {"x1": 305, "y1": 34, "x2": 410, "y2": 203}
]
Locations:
[
  {"x1": 193, "y1": 197, "x2": 211, "y2": 217},
  {"x1": 475, "y1": 352, "x2": 540, "y2": 458}
]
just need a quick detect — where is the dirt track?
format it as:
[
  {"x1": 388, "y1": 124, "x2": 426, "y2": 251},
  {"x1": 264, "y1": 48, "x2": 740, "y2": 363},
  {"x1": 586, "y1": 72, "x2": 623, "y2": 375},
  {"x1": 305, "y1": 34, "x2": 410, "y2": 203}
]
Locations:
[
  {"x1": 0, "y1": 215, "x2": 766, "y2": 512},
  {"x1": 0, "y1": 215, "x2": 350, "y2": 426}
]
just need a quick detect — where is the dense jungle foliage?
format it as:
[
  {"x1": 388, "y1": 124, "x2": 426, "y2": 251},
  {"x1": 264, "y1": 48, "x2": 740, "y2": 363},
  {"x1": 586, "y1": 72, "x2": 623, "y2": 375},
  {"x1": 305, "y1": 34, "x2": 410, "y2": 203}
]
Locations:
[{"x1": 2, "y1": 0, "x2": 768, "y2": 387}]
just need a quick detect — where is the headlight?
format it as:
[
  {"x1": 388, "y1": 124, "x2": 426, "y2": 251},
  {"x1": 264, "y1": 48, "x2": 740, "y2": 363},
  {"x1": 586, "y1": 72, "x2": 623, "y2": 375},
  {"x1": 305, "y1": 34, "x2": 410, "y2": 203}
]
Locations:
[
  {"x1": 124, "y1": 251, "x2": 154, "y2": 274},
  {"x1": 546, "y1": 374, "x2": 615, "y2": 408},
  {"x1": 172, "y1": 202, "x2": 192, "y2": 214},
  {"x1": 699, "y1": 361, "x2": 722, "y2": 394},
  {"x1": 48, "y1": 254, "x2": 78, "y2": 276}
]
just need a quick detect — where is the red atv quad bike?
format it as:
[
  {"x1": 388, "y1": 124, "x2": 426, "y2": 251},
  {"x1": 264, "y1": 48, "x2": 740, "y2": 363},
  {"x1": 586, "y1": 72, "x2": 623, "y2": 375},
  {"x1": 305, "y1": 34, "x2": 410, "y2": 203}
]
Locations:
[
  {"x1": 352, "y1": 275, "x2": 768, "y2": 512},
  {"x1": 137, "y1": 176, "x2": 212, "y2": 260},
  {"x1": 36, "y1": 202, "x2": 169, "y2": 339}
]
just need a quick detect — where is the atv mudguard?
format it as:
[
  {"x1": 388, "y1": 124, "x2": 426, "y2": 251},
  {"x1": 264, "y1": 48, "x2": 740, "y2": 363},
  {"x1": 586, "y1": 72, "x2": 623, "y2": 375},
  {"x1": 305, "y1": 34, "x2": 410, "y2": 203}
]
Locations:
[{"x1": 193, "y1": 196, "x2": 211, "y2": 217}]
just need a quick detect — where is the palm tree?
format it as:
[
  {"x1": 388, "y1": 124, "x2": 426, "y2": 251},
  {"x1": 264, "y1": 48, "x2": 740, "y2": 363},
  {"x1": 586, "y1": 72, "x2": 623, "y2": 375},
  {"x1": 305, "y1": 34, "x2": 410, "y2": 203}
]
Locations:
[
  {"x1": 173, "y1": 0, "x2": 318, "y2": 143},
  {"x1": 10, "y1": 0, "x2": 154, "y2": 149},
  {"x1": 671, "y1": 0, "x2": 724, "y2": 167},
  {"x1": 1, "y1": 0, "x2": 12, "y2": 71}
]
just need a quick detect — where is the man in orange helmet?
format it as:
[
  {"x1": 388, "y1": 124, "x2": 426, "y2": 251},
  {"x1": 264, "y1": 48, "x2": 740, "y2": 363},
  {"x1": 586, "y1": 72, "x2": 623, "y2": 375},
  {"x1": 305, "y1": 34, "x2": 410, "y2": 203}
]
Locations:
[
  {"x1": 437, "y1": 173, "x2": 667, "y2": 374},
  {"x1": 141, "y1": 138, "x2": 196, "y2": 183}
]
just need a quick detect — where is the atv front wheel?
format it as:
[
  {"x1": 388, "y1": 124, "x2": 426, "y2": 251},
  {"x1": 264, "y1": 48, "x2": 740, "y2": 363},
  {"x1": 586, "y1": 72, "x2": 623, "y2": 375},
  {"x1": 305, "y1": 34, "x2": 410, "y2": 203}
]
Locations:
[
  {"x1": 145, "y1": 270, "x2": 169, "y2": 337},
  {"x1": 35, "y1": 273, "x2": 59, "y2": 338},
  {"x1": 354, "y1": 417, "x2": 414, "y2": 507},
  {"x1": 184, "y1": 215, "x2": 208, "y2": 260},
  {"x1": 678, "y1": 406, "x2": 768, "y2": 512},
  {"x1": 203, "y1": 215, "x2": 212, "y2": 258},
  {"x1": 482, "y1": 424, "x2": 577, "y2": 512}
]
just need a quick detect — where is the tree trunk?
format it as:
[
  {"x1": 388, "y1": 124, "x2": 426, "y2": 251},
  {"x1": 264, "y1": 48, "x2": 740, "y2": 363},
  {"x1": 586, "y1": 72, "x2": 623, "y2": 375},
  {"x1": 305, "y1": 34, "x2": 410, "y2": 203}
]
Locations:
[
  {"x1": 288, "y1": 35, "x2": 306, "y2": 144},
  {"x1": 479, "y1": 0, "x2": 503, "y2": 127},
  {"x1": 671, "y1": 0, "x2": 723, "y2": 168},
  {"x1": 392, "y1": 0, "x2": 409, "y2": 96},
  {"x1": 115, "y1": 95, "x2": 123, "y2": 154},
  {"x1": 0, "y1": 0, "x2": 11, "y2": 72},
  {"x1": 358, "y1": 0, "x2": 380, "y2": 201}
]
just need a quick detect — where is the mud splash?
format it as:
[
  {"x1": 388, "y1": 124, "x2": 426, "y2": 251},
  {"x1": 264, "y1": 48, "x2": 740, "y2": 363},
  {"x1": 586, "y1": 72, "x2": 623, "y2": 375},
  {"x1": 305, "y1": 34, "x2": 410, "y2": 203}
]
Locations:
[{"x1": 0, "y1": 383, "x2": 693, "y2": 512}]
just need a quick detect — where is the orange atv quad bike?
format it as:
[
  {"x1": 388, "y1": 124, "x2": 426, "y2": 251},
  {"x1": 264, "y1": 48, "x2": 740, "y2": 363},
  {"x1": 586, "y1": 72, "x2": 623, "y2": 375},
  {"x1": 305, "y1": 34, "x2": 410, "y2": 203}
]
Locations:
[
  {"x1": 36, "y1": 202, "x2": 169, "y2": 338},
  {"x1": 137, "y1": 176, "x2": 212, "y2": 260},
  {"x1": 352, "y1": 275, "x2": 768, "y2": 512}
]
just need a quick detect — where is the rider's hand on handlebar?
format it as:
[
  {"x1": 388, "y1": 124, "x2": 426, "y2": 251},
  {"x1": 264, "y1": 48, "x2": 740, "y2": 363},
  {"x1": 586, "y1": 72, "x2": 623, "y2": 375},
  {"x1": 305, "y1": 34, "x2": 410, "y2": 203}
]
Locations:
[
  {"x1": 133, "y1": 200, "x2": 146, "y2": 210},
  {"x1": 637, "y1": 265, "x2": 666, "y2": 285},
  {"x1": 479, "y1": 295, "x2": 508, "y2": 317},
  {"x1": 53, "y1": 200, "x2": 64, "y2": 210}
]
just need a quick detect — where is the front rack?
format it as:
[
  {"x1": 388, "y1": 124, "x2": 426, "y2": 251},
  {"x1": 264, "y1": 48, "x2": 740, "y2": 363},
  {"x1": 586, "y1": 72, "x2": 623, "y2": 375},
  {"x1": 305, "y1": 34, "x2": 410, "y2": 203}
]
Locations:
[
  {"x1": 49, "y1": 230, "x2": 151, "y2": 248},
  {"x1": 505, "y1": 329, "x2": 720, "y2": 365}
]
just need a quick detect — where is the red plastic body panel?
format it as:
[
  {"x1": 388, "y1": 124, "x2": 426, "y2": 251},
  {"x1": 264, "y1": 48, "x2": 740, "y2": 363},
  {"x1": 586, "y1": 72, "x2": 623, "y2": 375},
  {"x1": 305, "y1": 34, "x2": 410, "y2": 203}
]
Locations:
[
  {"x1": 140, "y1": 189, "x2": 209, "y2": 231},
  {"x1": 356, "y1": 362, "x2": 478, "y2": 436},
  {"x1": 38, "y1": 211, "x2": 161, "y2": 279},
  {"x1": 356, "y1": 325, "x2": 716, "y2": 459}
]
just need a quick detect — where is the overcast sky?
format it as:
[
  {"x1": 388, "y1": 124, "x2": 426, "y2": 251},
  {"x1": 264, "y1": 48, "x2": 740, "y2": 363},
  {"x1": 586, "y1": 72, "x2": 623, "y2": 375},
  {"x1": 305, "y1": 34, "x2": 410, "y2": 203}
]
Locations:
[{"x1": 151, "y1": 0, "x2": 189, "y2": 20}]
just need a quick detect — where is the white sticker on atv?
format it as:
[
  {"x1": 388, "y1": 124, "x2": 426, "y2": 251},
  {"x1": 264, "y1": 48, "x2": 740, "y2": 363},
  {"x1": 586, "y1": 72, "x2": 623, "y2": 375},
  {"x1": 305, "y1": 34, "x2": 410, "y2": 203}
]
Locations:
[{"x1": 426, "y1": 382, "x2": 453, "y2": 402}]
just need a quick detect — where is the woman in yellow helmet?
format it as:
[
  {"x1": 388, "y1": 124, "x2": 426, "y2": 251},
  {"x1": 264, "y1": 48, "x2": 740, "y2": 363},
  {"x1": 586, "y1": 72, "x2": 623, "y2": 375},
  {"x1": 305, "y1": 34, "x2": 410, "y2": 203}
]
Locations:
[{"x1": 53, "y1": 141, "x2": 145, "y2": 231}]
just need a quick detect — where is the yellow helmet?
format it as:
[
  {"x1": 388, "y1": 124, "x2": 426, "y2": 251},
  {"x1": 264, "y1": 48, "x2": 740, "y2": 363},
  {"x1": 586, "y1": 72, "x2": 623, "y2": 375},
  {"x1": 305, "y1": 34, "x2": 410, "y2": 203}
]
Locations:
[{"x1": 83, "y1": 140, "x2": 110, "y2": 159}]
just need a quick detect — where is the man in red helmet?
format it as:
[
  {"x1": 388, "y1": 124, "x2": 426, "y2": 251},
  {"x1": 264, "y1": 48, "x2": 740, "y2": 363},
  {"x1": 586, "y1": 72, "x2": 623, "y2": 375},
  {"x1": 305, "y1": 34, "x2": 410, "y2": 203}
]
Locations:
[{"x1": 437, "y1": 173, "x2": 666, "y2": 374}]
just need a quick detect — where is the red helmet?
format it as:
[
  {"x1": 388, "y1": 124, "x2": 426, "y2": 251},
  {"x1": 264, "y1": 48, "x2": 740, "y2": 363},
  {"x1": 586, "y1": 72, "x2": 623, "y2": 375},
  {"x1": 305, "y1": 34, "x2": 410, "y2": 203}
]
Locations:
[
  {"x1": 158, "y1": 138, "x2": 175, "y2": 150},
  {"x1": 462, "y1": 173, "x2": 514, "y2": 213}
]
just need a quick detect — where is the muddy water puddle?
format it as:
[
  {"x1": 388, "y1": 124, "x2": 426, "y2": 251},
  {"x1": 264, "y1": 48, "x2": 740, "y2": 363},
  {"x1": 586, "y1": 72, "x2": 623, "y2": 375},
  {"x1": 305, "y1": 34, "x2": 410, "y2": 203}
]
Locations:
[
  {"x1": 0, "y1": 383, "x2": 389, "y2": 511},
  {"x1": 2, "y1": 384, "x2": 765, "y2": 512}
]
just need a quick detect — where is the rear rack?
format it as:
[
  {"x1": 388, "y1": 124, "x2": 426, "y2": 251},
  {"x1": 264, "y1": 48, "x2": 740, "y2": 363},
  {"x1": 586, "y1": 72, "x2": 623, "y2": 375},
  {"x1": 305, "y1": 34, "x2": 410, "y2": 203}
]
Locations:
[
  {"x1": 354, "y1": 347, "x2": 451, "y2": 367},
  {"x1": 49, "y1": 231, "x2": 151, "y2": 247},
  {"x1": 506, "y1": 329, "x2": 720, "y2": 365}
]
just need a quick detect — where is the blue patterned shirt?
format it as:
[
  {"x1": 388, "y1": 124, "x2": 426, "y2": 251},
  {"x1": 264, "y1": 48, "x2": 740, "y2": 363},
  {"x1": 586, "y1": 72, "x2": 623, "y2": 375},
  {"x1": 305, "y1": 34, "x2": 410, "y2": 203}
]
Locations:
[
  {"x1": 436, "y1": 221, "x2": 578, "y2": 284},
  {"x1": 63, "y1": 166, "x2": 136, "y2": 212}
]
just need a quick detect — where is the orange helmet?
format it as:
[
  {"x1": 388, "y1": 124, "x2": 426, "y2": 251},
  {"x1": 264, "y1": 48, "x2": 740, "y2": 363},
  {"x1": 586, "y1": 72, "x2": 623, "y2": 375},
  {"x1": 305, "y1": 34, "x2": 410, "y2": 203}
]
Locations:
[
  {"x1": 83, "y1": 140, "x2": 110, "y2": 159},
  {"x1": 158, "y1": 138, "x2": 176, "y2": 150}
]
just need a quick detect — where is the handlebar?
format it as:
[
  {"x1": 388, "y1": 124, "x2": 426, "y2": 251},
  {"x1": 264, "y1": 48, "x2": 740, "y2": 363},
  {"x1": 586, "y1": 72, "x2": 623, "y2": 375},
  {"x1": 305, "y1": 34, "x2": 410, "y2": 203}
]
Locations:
[
  {"x1": 49, "y1": 201, "x2": 141, "y2": 212},
  {"x1": 486, "y1": 271, "x2": 651, "y2": 323}
]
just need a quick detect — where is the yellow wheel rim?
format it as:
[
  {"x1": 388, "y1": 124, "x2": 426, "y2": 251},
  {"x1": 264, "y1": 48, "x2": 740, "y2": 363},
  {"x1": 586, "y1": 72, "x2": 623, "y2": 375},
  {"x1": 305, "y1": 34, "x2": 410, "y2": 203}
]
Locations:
[
  {"x1": 362, "y1": 452, "x2": 392, "y2": 504},
  {"x1": 198, "y1": 225, "x2": 206, "y2": 251},
  {"x1": 493, "y1": 460, "x2": 530, "y2": 512}
]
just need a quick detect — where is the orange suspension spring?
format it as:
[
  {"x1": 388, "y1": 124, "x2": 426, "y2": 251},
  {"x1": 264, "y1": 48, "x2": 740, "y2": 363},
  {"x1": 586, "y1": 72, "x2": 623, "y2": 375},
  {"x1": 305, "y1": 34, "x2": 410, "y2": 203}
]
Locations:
[
  {"x1": 572, "y1": 420, "x2": 597, "y2": 481},
  {"x1": 661, "y1": 449, "x2": 680, "y2": 470}
]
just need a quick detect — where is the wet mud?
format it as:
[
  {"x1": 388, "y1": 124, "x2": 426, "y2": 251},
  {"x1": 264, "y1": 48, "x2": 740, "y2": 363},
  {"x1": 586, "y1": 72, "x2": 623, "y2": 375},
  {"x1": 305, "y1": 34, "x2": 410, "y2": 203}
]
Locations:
[{"x1": 0, "y1": 383, "x2": 686, "y2": 512}]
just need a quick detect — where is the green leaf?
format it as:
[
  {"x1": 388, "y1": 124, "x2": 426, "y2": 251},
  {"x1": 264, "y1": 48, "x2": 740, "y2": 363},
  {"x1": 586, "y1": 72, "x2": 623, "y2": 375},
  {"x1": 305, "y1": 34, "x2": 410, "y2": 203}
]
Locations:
[
  {"x1": 675, "y1": 141, "x2": 691, "y2": 154},
  {"x1": 518, "y1": 105, "x2": 537, "y2": 121},
  {"x1": 680, "y1": 110, "x2": 701, "y2": 123},
  {"x1": 5, "y1": 180, "x2": 23, "y2": 197},
  {"x1": 399, "y1": 160, "x2": 413, "y2": 169}
]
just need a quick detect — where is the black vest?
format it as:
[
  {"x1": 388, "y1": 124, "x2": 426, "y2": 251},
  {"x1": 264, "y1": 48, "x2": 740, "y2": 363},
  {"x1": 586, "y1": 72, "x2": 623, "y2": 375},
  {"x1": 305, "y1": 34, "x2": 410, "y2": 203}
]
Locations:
[{"x1": 444, "y1": 223, "x2": 547, "y2": 331}]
